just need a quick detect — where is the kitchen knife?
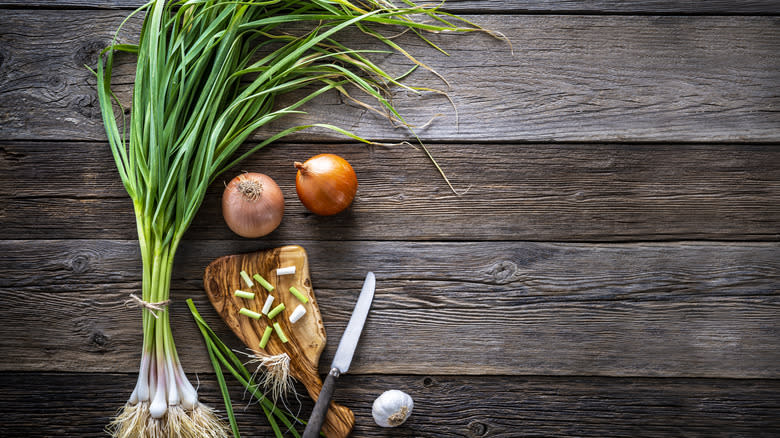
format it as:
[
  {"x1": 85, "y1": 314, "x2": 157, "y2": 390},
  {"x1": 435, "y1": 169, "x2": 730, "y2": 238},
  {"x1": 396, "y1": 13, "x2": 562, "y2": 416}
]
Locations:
[{"x1": 302, "y1": 271, "x2": 375, "y2": 438}]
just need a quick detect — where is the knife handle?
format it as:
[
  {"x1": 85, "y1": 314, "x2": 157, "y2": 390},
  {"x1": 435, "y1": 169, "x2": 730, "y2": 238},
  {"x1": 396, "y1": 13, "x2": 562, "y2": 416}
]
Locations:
[{"x1": 303, "y1": 367, "x2": 340, "y2": 438}]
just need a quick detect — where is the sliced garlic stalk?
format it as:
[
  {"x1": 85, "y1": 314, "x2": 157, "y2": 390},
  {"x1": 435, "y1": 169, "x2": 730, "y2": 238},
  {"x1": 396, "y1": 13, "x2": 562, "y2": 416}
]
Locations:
[
  {"x1": 261, "y1": 295, "x2": 275, "y2": 315},
  {"x1": 289, "y1": 304, "x2": 306, "y2": 323},
  {"x1": 276, "y1": 266, "x2": 296, "y2": 276}
]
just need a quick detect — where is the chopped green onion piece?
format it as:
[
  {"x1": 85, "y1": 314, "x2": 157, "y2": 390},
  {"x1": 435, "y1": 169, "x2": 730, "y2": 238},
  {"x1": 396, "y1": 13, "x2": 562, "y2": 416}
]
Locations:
[
  {"x1": 239, "y1": 307, "x2": 261, "y2": 320},
  {"x1": 253, "y1": 273, "x2": 275, "y2": 292},
  {"x1": 276, "y1": 266, "x2": 296, "y2": 276},
  {"x1": 259, "y1": 326, "x2": 273, "y2": 349},
  {"x1": 261, "y1": 295, "x2": 275, "y2": 315},
  {"x1": 273, "y1": 322, "x2": 289, "y2": 343},
  {"x1": 234, "y1": 290, "x2": 255, "y2": 300},
  {"x1": 267, "y1": 303, "x2": 286, "y2": 319},
  {"x1": 289, "y1": 286, "x2": 309, "y2": 304},
  {"x1": 240, "y1": 270, "x2": 254, "y2": 288}
]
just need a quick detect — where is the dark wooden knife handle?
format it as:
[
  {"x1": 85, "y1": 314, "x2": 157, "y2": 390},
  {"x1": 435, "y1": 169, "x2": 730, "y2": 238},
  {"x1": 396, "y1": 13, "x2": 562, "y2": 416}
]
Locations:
[{"x1": 303, "y1": 367, "x2": 340, "y2": 438}]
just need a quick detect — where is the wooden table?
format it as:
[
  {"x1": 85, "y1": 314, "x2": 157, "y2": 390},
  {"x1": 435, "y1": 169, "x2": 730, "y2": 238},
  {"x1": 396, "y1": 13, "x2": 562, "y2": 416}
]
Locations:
[{"x1": 1, "y1": 1, "x2": 779, "y2": 436}]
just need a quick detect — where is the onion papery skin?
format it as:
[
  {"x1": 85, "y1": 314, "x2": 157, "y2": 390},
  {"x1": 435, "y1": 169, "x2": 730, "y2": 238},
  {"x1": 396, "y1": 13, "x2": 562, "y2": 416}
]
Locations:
[
  {"x1": 295, "y1": 154, "x2": 358, "y2": 216},
  {"x1": 222, "y1": 173, "x2": 284, "y2": 238}
]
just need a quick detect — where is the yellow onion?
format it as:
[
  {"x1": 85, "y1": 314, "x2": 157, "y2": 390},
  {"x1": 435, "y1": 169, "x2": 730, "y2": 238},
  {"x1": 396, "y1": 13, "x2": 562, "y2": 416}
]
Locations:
[
  {"x1": 222, "y1": 172, "x2": 284, "y2": 237},
  {"x1": 294, "y1": 154, "x2": 358, "y2": 216}
]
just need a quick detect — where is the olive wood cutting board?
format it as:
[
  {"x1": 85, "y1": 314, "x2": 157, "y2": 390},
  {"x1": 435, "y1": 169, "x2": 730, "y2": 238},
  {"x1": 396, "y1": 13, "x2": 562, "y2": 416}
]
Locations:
[{"x1": 203, "y1": 245, "x2": 354, "y2": 438}]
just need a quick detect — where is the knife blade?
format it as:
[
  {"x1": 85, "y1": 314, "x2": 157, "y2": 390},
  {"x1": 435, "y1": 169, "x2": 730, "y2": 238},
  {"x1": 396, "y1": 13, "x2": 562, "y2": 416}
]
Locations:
[{"x1": 302, "y1": 272, "x2": 376, "y2": 438}]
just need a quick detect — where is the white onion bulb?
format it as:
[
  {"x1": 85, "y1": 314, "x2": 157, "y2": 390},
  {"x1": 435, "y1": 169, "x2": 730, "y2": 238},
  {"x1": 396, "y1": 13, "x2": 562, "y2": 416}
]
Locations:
[{"x1": 372, "y1": 390, "x2": 413, "y2": 428}]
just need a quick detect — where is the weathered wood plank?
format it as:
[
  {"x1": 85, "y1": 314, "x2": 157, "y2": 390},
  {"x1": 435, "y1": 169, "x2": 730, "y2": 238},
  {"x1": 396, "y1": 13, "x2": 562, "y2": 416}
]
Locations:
[
  {"x1": 1, "y1": 239, "x2": 777, "y2": 377},
  {"x1": 1, "y1": 372, "x2": 778, "y2": 437},
  {"x1": 444, "y1": 0, "x2": 780, "y2": 13},
  {"x1": 2, "y1": 141, "x2": 779, "y2": 241},
  {"x1": 3, "y1": 0, "x2": 780, "y2": 14},
  {"x1": 1, "y1": 12, "x2": 778, "y2": 142}
]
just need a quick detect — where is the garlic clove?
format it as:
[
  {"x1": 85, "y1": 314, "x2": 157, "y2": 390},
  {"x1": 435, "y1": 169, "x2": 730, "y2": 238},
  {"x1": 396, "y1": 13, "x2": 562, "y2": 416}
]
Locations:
[{"x1": 372, "y1": 389, "x2": 413, "y2": 428}]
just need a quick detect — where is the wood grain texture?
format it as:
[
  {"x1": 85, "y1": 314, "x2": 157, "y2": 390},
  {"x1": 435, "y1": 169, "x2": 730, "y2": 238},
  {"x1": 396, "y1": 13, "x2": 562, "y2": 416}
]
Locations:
[
  {"x1": 1, "y1": 372, "x2": 778, "y2": 437},
  {"x1": 2, "y1": 141, "x2": 779, "y2": 242},
  {"x1": 1, "y1": 1, "x2": 778, "y2": 435},
  {"x1": 203, "y1": 245, "x2": 355, "y2": 438},
  {"x1": 1, "y1": 239, "x2": 777, "y2": 377},
  {"x1": 1, "y1": 12, "x2": 779, "y2": 142},
  {"x1": 2, "y1": 0, "x2": 779, "y2": 14}
]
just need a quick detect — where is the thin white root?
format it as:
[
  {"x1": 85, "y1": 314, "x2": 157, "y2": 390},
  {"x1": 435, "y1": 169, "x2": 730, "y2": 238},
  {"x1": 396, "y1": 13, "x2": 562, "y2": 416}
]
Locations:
[
  {"x1": 167, "y1": 404, "x2": 205, "y2": 438},
  {"x1": 245, "y1": 351, "x2": 295, "y2": 403},
  {"x1": 167, "y1": 405, "x2": 184, "y2": 438},
  {"x1": 107, "y1": 402, "x2": 227, "y2": 438},
  {"x1": 107, "y1": 402, "x2": 149, "y2": 438},
  {"x1": 145, "y1": 414, "x2": 164, "y2": 438},
  {"x1": 190, "y1": 403, "x2": 230, "y2": 438}
]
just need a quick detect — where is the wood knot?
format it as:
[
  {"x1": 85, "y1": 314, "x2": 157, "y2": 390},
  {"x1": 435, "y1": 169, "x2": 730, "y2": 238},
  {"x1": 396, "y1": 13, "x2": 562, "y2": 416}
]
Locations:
[
  {"x1": 91, "y1": 330, "x2": 109, "y2": 346},
  {"x1": 422, "y1": 376, "x2": 436, "y2": 387},
  {"x1": 486, "y1": 260, "x2": 518, "y2": 284},
  {"x1": 73, "y1": 39, "x2": 108, "y2": 68},
  {"x1": 88, "y1": 329, "x2": 113, "y2": 353},
  {"x1": 70, "y1": 255, "x2": 90, "y2": 273},
  {"x1": 73, "y1": 94, "x2": 99, "y2": 119},
  {"x1": 68, "y1": 250, "x2": 98, "y2": 274},
  {"x1": 46, "y1": 74, "x2": 67, "y2": 93},
  {"x1": 468, "y1": 421, "x2": 489, "y2": 437}
]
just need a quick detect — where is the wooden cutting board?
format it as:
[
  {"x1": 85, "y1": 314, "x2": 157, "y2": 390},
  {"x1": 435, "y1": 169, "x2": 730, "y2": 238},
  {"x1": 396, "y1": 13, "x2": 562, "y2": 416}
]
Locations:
[{"x1": 203, "y1": 245, "x2": 354, "y2": 438}]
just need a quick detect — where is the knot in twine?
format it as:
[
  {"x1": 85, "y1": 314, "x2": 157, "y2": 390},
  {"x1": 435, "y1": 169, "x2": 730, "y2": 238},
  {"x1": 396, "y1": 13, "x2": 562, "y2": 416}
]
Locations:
[{"x1": 124, "y1": 294, "x2": 170, "y2": 319}]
